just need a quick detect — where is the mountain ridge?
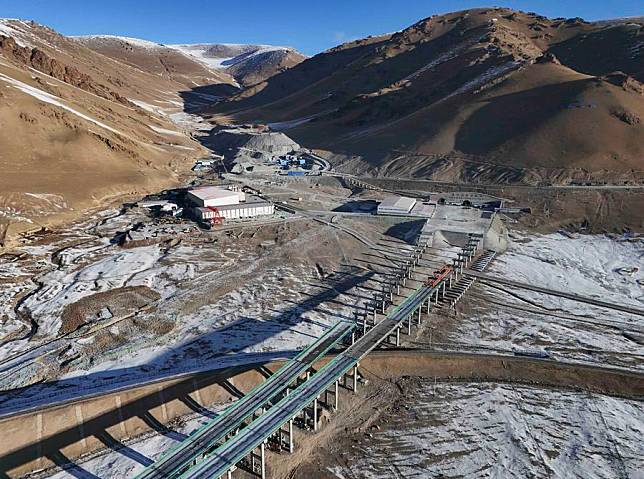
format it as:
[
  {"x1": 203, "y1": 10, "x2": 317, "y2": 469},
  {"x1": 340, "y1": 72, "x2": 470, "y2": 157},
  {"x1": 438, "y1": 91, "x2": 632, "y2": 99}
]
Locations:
[
  {"x1": 206, "y1": 7, "x2": 644, "y2": 185},
  {"x1": 75, "y1": 35, "x2": 307, "y2": 88}
]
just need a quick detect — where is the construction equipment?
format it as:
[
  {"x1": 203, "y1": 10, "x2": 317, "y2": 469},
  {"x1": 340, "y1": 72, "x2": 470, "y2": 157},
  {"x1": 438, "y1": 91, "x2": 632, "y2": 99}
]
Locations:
[{"x1": 425, "y1": 265, "x2": 453, "y2": 288}]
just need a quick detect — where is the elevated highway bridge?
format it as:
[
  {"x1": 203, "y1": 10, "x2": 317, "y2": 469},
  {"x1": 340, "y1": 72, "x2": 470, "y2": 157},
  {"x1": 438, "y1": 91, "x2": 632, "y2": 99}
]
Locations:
[{"x1": 139, "y1": 236, "x2": 480, "y2": 478}]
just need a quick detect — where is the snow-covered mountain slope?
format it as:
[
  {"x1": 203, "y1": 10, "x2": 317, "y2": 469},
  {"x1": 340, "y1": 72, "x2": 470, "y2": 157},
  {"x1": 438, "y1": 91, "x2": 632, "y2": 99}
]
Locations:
[
  {"x1": 169, "y1": 43, "x2": 307, "y2": 86},
  {"x1": 76, "y1": 35, "x2": 306, "y2": 88},
  {"x1": 74, "y1": 35, "x2": 236, "y2": 88}
]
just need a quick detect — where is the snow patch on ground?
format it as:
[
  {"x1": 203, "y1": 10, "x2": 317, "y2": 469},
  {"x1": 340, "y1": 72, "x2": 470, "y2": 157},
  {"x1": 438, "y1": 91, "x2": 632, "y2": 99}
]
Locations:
[
  {"x1": 73, "y1": 35, "x2": 165, "y2": 50},
  {"x1": 148, "y1": 124, "x2": 184, "y2": 136},
  {"x1": 130, "y1": 99, "x2": 167, "y2": 117},
  {"x1": 0, "y1": 19, "x2": 33, "y2": 48},
  {"x1": 167, "y1": 44, "x2": 231, "y2": 70},
  {"x1": 493, "y1": 234, "x2": 643, "y2": 308},
  {"x1": 454, "y1": 233, "x2": 644, "y2": 369},
  {"x1": 168, "y1": 43, "x2": 293, "y2": 71},
  {"x1": 402, "y1": 43, "x2": 468, "y2": 82},
  {"x1": 446, "y1": 60, "x2": 523, "y2": 99},
  {"x1": 48, "y1": 410, "x2": 221, "y2": 479},
  {"x1": 329, "y1": 382, "x2": 644, "y2": 479}
]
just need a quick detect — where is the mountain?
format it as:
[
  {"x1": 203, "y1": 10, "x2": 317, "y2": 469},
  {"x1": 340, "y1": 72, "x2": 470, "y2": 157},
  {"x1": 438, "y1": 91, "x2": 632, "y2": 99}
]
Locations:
[
  {"x1": 73, "y1": 35, "x2": 236, "y2": 88},
  {"x1": 76, "y1": 37, "x2": 306, "y2": 89},
  {"x1": 0, "y1": 19, "x2": 210, "y2": 241},
  {"x1": 209, "y1": 8, "x2": 644, "y2": 185},
  {"x1": 168, "y1": 43, "x2": 307, "y2": 87},
  {"x1": 0, "y1": 20, "x2": 305, "y2": 243}
]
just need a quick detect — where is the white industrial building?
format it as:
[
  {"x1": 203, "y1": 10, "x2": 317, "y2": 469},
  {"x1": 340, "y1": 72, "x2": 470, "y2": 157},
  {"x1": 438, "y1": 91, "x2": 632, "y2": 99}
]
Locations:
[
  {"x1": 196, "y1": 199, "x2": 274, "y2": 221},
  {"x1": 187, "y1": 185, "x2": 273, "y2": 222},
  {"x1": 187, "y1": 185, "x2": 245, "y2": 207},
  {"x1": 377, "y1": 196, "x2": 417, "y2": 215}
]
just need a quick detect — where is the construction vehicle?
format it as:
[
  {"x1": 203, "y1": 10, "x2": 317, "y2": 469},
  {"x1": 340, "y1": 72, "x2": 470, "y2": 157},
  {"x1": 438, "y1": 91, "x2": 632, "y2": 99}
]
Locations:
[{"x1": 425, "y1": 265, "x2": 453, "y2": 288}]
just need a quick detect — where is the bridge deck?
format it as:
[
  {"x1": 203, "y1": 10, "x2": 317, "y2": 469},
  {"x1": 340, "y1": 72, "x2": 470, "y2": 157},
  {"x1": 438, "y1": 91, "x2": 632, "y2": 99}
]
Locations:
[
  {"x1": 134, "y1": 321, "x2": 354, "y2": 479},
  {"x1": 180, "y1": 280, "x2": 443, "y2": 478}
]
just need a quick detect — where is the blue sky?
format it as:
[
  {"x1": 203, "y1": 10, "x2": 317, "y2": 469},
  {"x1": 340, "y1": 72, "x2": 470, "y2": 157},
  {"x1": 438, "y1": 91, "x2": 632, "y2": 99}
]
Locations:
[{"x1": 1, "y1": 0, "x2": 642, "y2": 55}]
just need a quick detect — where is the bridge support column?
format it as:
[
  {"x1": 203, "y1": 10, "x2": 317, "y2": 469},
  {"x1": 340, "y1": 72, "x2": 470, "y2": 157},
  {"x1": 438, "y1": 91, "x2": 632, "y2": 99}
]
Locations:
[
  {"x1": 335, "y1": 380, "x2": 339, "y2": 409},
  {"x1": 301, "y1": 403, "x2": 308, "y2": 429},
  {"x1": 426, "y1": 298, "x2": 431, "y2": 314},
  {"x1": 325, "y1": 379, "x2": 339, "y2": 410},
  {"x1": 442, "y1": 281, "x2": 446, "y2": 297},
  {"x1": 313, "y1": 397, "x2": 319, "y2": 431},
  {"x1": 417, "y1": 306, "x2": 422, "y2": 325},
  {"x1": 407, "y1": 315, "x2": 412, "y2": 335},
  {"x1": 352, "y1": 364, "x2": 359, "y2": 392}
]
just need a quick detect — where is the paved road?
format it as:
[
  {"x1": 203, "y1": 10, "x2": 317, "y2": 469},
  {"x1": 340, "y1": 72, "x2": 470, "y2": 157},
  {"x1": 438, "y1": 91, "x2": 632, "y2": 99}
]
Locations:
[
  {"x1": 134, "y1": 321, "x2": 354, "y2": 479},
  {"x1": 181, "y1": 280, "x2": 441, "y2": 478},
  {"x1": 322, "y1": 172, "x2": 644, "y2": 191},
  {"x1": 467, "y1": 270, "x2": 644, "y2": 317}
]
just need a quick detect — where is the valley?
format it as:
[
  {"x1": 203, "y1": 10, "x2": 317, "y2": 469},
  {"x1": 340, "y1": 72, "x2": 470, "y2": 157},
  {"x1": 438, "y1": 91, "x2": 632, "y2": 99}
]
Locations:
[{"x1": 0, "y1": 5, "x2": 642, "y2": 479}]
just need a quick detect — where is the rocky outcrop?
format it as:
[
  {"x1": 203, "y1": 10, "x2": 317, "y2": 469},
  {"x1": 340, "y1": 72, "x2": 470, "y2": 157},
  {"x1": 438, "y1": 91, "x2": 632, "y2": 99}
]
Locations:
[
  {"x1": 535, "y1": 52, "x2": 561, "y2": 65},
  {"x1": 602, "y1": 71, "x2": 644, "y2": 95},
  {"x1": 0, "y1": 35, "x2": 132, "y2": 106}
]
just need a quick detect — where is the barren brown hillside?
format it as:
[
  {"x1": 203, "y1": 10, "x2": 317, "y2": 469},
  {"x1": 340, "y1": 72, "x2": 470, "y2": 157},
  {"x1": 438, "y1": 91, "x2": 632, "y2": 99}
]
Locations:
[
  {"x1": 73, "y1": 35, "x2": 236, "y2": 89},
  {"x1": 0, "y1": 20, "x2": 209, "y2": 241},
  {"x1": 209, "y1": 8, "x2": 644, "y2": 184}
]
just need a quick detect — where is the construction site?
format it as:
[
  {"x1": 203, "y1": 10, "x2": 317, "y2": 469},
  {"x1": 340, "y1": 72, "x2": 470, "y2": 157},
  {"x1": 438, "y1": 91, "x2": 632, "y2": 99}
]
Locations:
[
  {"x1": 0, "y1": 160, "x2": 642, "y2": 479},
  {"x1": 0, "y1": 5, "x2": 643, "y2": 478}
]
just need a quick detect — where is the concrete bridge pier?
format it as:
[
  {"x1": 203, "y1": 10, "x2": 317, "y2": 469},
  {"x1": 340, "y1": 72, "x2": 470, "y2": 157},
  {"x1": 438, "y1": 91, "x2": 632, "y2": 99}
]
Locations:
[
  {"x1": 242, "y1": 442, "x2": 266, "y2": 479},
  {"x1": 276, "y1": 419, "x2": 294, "y2": 453},
  {"x1": 342, "y1": 364, "x2": 360, "y2": 392},
  {"x1": 352, "y1": 363, "x2": 360, "y2": 392},
  {"x1": 323, "y1": 380, "x2": 339, "y2": 411},
  {"x1": 312, "y1": 397, "x2": 319, "y2": 431}
]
